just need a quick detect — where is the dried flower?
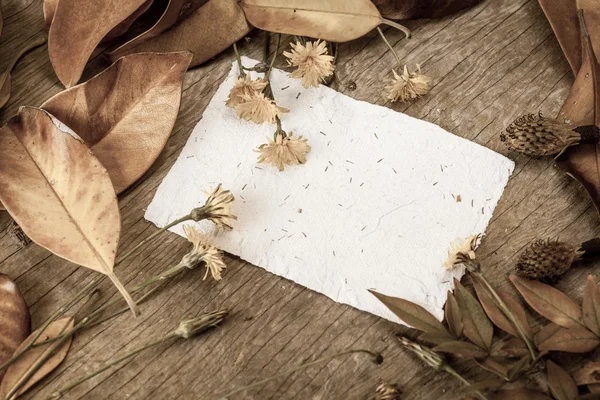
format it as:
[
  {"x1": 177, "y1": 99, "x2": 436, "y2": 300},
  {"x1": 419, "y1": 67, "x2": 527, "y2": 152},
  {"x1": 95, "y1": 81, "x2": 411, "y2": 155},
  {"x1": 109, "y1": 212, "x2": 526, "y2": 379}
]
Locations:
[
  {"x1": 235, "y1": 92, "x2": 288, "y2": 124},
  {"x1": 256, "y1": 132, "x2": 311, "y2": 171},
  {"x1": 443, "y1": 235, "x2": 478, "y2": 271},
  {"x1": 500, "y1": 113, "x2": 585, "y2": 158},
  {"x1": 397, "y1": 336, "x2": 445, "y2": 370},
  {"x1": 173, "y1": 310, "x2": 228, "y2": 339},
  {"x1": 284, "y1": 40, "x2": 335, "y2": 88},
  {"x1": 375, "y1": 382, "x2": 402, "y2": 400},
  {"x1": 191, "y1": 184, "x2": 236, "y2": 229},
  {"x1": 226, "y1": 74, "x2": 267, "y2": 108},
  {"x1": 385, "y1": 65, "x2": 432, "y2": 103},
  {"x1": 515, "y1": 239, "x2": 583, "y2": 284},
  {"x1": 183, "y1": 225, "x2": 227, "y2": 280}
]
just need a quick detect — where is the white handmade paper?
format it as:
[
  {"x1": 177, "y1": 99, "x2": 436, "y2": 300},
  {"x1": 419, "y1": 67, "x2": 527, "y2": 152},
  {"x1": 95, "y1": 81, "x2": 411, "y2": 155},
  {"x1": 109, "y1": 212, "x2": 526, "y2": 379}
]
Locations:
[{"x1": 145, "y1": 58, "x2": 514, "y2": 324}]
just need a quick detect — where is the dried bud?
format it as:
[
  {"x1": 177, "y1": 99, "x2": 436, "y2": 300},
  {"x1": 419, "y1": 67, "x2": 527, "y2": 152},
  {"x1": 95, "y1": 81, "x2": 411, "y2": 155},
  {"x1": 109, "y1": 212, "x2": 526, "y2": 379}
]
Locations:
[
  {"x1": 500, "y1": 113, "x2": 599, "y2": 158},
  {"x1": 443, "y1": 235, "x2": 480, "y2": 271},
  {"x1": 397, "y1": 336, "x2": 445, "y2": 370},
  {"x1": 191, "y1": 184, "x2": 237, "y2": 229},
  {"x1": 375, "y1": 382, "x2": 402, "y2": 400},
  {"x1": 173, "y1": 310, "x2": 228, "y2": 339},
  {"x1": 515, "y1": 239, "x2": 584, "y2": 284}
]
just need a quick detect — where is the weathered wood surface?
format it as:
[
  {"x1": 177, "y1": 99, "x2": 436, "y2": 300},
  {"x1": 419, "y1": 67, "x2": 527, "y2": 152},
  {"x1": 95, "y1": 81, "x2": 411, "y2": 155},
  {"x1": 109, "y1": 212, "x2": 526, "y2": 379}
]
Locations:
[{"x1": 0, "y1": 0, "x2": 596, "y2": 398}]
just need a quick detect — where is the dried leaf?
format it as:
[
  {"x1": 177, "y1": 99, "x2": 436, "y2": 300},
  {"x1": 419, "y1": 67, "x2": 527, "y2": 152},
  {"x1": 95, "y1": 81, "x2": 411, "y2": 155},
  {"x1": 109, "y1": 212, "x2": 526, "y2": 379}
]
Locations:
[
  {"x1": 0, "y1": 318, "x2": 74, "y2": 398},
  {"x1": 497, "y1": 337, "x2": 529, "y2": 358},
  {"x1": 42, "y1": 52, "x2": 192, "y2": 194},
  {"x1": 453, "y1": 279, "x2": 493, "y2": 351},
  {"x1": 493, "y1": 388, "x2": 553, "y2": 400},
  {"x1": 472, "y1": 276, "x2": 516, "y2": 337},
  {"x1": 464, "y1": 378, "x2": 505, "y2": 394},
  {"x1": 108, "y1": 0, "x2": 251, "y2": 68},
  {"x1": 574, "y1": 362, "x2": 600, "y2": 385},
  {"x1": 507, "y1": 356, "x2": 533, "y2": 380},
  {"x1": 371, "y1": 0, "x2": 483, "y2": 20},
  {"x1": 433, "y1": 341, "x2": 488, "y2": 359},
  {"x1": 510, "y1": 275, "x2": 584, "y2": 329},
  {"x1": 418, "y1": 332, "x2": 454, "y2": 346},
  {"x1": 0, "y1": 274, "x2": 30, "y2": 381},
  {"x1": 497, "y1": 289, "x2": 534, "y2": 340},
  {"x1": 369, "y1": 290, "x2": 451, "y2": 337},
  {"x1": 0, "y1": 107, "x2": 137, "y2": 314},
  {"x1": 547, "y1": 360, "x2": 578, "y2": 400},
  {"x1": 43, "y1": 0, "x2": 59, "y2": 30},
  {"x1": 103, "y1": 0, "x2": 154, "y2": 42},
  {"x1": 48, "y1": 0, "x2": 149, "y2": 87},
  {"x1": 473, "y1": 357, "x2": 509, "y2": 379},
  {"x1": 583, "y1": 275, "x2": 600, "y2": 336},
  {"x1": 445, "y1": 290, "x2": 463, "y2": 338},
  {"x1": 0, "y1": 36, "x2": 48, "y2": 109},
  {"x1": 589, "y1": 384, "x2": 600, "y2": 393},
  {"x1": 535, "y1": 322, "x2": 563, "y2": 347},
  {"x1": 538, "y1": 0, "x2": 582, "y2": 74},
  {"x1": 538, "y1": 326, "x2": 600, "y2": 353},
  {"x1": 239, "y1": 0, "x2": 382, "y2": 43}
]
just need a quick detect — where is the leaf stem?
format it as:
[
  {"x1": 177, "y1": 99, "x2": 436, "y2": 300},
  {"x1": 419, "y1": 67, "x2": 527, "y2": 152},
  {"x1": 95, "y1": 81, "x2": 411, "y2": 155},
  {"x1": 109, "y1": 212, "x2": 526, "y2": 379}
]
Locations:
[
  {"x1": 376, "y1": 27, "x2": 402, "y2": 67},
  {"x1": 381, "y1": 18, "x2": 411, "y2": 39},
  {"x1": 443, "y1": 365, "x2": 488, "y2": 400}
]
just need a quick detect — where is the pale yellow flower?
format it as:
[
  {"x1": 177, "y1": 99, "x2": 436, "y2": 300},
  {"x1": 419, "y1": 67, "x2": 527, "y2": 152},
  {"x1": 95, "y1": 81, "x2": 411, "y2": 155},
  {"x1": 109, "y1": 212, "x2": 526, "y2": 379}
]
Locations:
[
  {"x1": 226, "y1": 74, "x2": 267, "y2": 108},
  {"x1": 385, "y1": 65, "x2": 432, "y2": 103},
  {"x1": 284, "y1": 40, "x2": 335, "y2": 88},
  {"x1": 191, "y1": 184, "x2": 237, "y2": 230},
  {"x1": 183, "y1": 225, "x2": 227, "y2": 281},
  {"x1": 235, "y1": 92, "x2": 288, "y2": 124},
  {"x1": 256, "y1": 132, "x2": 311, "y2": 171},
  {"x1": 443, "y1": 235, "x2": 478, "y2": 270}
]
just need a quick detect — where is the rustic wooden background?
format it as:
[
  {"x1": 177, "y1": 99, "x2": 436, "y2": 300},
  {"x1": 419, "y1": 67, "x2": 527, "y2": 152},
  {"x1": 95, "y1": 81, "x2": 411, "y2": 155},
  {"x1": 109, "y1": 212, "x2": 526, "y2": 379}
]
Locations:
[{"x1": 1, "y1": 0, "x2": 598, "y2": 398}]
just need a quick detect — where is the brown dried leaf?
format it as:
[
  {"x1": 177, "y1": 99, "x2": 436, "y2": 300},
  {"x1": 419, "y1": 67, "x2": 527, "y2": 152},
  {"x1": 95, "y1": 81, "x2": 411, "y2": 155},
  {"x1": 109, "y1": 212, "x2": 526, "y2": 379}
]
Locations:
[
  {"x1": 433, "y1": 340, "x2": 487, "y2": 359},
  {"x1": 43, "y1": 0, "x2": 59, "y2": 30},
  {"x1": 445, "y1": 290, "x2": 463, "y2": 339},
  {"x1": 0, "y1": 107, "x2": 137, "y2": 314},
  {"x1": 589, "y1": 384, "x2": 600, "y2": 393},
  {"x1": 510, "y1": 275, "x2": 584, "y2": 329},
  {"x1": 103, "y1": 0, "x2": 154, "y2": 42},
  {"x1": 493, "y1": 388, "x2": 553, "y2": 400},
  {"x1": 0, "y1": 318, "x2": 74, "y2": 398},
  {"x1": 239, "y1": 0, "x2": 382, "y2": 43},
  {"x1": 583, "y1": 275, "x2": 600, "y2": 336},
  {"x1": 538, "y1": 326, "x2": 600, "y2": 353},
  {"x1": 369, "y1": 290, "x2": 451, "y2": 337},
  {"x1": 547, "y1": 360, "x2": 578, "y2": 400},
  {"x1": 507, "y1": 356, "x2": 533, "y2": 380},
  {"x1": 108, "y1": 0, "x2": 251, "y2": 68},
  {"x1": 574, "y1": 362, "x2": 600, "y2": 385},
  {"x1": 42, "y1": 52, "x2": 192, "y2": 194},
  {"x1": 472, "y1": 276, "x2": 516, "y2": 337},
  {"x1": 48, "y1": 0, "x2": 148, "y2": 87},
  {"x1": 538, "y1": 0, "x2": 582, "y2": 74},
  {"x1": 371, "y1": 0, "x2": 482, "y2": 20},
  {"x1": 497, "y1": 337, "x2": 529, "y2": 358},
  {"x1": 0, "y1": 274, "x2": 30, "y2": 381},
  {"x1": 498, "y1": 289, "x2": 534, "y2": 340},
  {"x1": 473, "y1": 357, "x2": 509, "y2": 379},
  {"x1": 535, "y1": 322, "x2": 563, "y2": 347},
  {"x1": 453, "y1": 278, "x2": 493, "y2": 351},
  {"x1": 418, "y1": 332, "x2": 454, "y2": 346}
]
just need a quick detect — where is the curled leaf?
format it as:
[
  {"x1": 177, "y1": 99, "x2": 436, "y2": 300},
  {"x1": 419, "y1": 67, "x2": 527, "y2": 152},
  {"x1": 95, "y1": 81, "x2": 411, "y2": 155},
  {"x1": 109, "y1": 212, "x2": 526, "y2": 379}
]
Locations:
[
  {"x1": 108, "y1": 0, "x2": 251, "y2": 68},
  {"x1": 0, "y1": 274, "x2": 30, "y2": 381},
  {"x1": 369, "y1": 290, "x2": 451, "y2": 337},
  {"x1": 433, "y1": 341, "x2": 487, "y2": 359},
  {"x1": 547, "y1": 360, "x2": 578, "y2": 400},
  {"x1": 445, "y1": 290, "x2": 463, "y2": 338},
  {"x1": 0, "y1": 318, "x2": 74, "y2": 398},
  {"x1": 0, "y1": 107, "x2": 137, "y2": 315},
  {"x1": 583, "y1": 275, "x2": 600, "y2": 336},
  {"x1": 574, "y1": 361, "x2": 600, "y2": 385},
  {"x1": 538, "y1": 326, "x2": 600, "y2": 353},
  {"x1": 48, "y1": 0, "x2": 149, "y2": 87},
  {"x1": 43, "y1": 0, "x2": 59, "y2": 30},
  {"x1": 453, "y1": 279, "x2": 493, "y2": 351},
  {"x1": 509, "y1": 275, "x2": 584, "y2": 329},
  {"x1": 103, "y1": 0, "x2": 154, "y2": 42},
  {"x1": 42, "y1": 52, "x2": 192, "y2": 194}
]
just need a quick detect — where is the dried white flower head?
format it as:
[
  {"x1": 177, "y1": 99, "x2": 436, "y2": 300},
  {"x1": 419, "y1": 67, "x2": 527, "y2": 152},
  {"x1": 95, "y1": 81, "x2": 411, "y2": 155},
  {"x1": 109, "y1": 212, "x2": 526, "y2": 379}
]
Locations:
[
  {"x1": 226, "y1": 74, "x2": 267, "y2": 108},
  {"x1": 284, "y1": 40, "x2": 335, "y2": 88},
  {"x1": 183, "y1": 225, "x2": 227, "y2": 280},
  {"x1": 235, "y1": 92, "x2": 288, "y2": 124},
  {"x1": 191, "y1": 184, "x2": 236, "y2": 230},
  {"x1": 443, "y1": 235, "x2": 478, "y2": 270},
  {"x1": 173, "y1": 310, "x2": 228, "y2": 339},
  {"x1": 385, "y1": 65, "x2": 432, "y2": 103},
  {"x1": 256, "y1": 132, "x2": 311, "y2": 171}
]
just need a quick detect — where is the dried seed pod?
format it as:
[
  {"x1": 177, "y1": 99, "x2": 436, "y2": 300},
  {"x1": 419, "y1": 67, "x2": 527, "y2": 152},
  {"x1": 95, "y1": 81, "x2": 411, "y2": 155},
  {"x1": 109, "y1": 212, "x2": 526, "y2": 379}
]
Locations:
[
  {"x1": 0, "y1": 274, "x2": 30, "y2": 380},
  {"x1": 515, "y1": 239, "x2": 583, "y2": 284},
  {"x1": 375, "y1": 382, "x2": 402, "y2": 400},
  {"x1": 500, "y1": 113, "x2": 599, "y2": 158}
]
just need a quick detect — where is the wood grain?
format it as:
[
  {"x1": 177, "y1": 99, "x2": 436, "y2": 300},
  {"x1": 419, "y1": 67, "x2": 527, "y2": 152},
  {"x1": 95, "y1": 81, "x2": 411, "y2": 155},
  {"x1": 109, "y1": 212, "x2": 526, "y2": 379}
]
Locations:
[{"x1": 1, "y1": 0, "x2": 598, "y2": 398}]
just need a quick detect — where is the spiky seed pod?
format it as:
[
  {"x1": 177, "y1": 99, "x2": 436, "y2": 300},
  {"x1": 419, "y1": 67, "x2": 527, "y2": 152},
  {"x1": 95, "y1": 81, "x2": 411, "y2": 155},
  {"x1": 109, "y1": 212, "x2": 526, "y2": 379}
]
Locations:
[
  {"x1": 515, "y1": 239, "x2": 584, "y2": 284},
  {"x1": 500, "y1": 113, "x2": 599, "y2": 158},
  {"x1": 375, "y1": 382, "x2": 402, "y2": 400}
]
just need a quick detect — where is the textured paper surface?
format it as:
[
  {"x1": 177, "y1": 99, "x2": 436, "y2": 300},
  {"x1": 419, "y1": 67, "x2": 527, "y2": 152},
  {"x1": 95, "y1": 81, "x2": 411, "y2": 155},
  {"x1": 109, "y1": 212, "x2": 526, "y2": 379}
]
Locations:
[{"x1": 145, "y1": 58, "x2": 514, "y2": 324}]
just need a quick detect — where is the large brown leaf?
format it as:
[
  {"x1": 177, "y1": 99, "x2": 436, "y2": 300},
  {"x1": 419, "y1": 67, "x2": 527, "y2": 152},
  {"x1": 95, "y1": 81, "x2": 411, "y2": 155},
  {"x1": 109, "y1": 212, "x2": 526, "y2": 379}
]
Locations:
[
  {"x1": 538, "y1": 326, "x2": 600, "y2": 353},
  {"x1": 0, "y1": 274, "x2": 30, "y2": 381},
  {"x1": 583, "y1": 275, "x2": 600, "y2": 336},
  {"x1": 0, "y1": 107, "x2": 137, "y2": 314},
  {"x1": 239, "y1": 0, "x2": 383, "y2": 43},
  {"x1": 453, "y1": 279, "x2": 493, "y2": 351},
  {"x1": 103, "y1": 0, "x2": 155, "y2": 42},
  {"x1": 369, "y1": 290, "x2": 451, "y2": 336},
  {"x1": 510, "y1": 275, "x2": 584, "y2": 329},
  {"x1": 538, "y1": 0, "x2": 581, "y2": 74},
  {"x1": 48, "y1": 0, "x2": 149, "y2": 87},
  {"x1": 574, "y1": 361, "x2": 600, "y2": 385},
  {"x1": 547, "y1": 360, "x2": 579, "y2": 400},
  {"x1": 108, "y1": 0, "x2": 209, "y2": 58},
  {"x1": 107, "y1": 0, "x2": 250, "y2": 68},
  {"x1": 0, "y1": 318, "x2": 74, "y2": 398},
  {"x1": 42, "y1": 52, "x2": 192, "y2": 195},
  {"x1": 371, "y1": 0, "x2": 482, "y2": 20}
]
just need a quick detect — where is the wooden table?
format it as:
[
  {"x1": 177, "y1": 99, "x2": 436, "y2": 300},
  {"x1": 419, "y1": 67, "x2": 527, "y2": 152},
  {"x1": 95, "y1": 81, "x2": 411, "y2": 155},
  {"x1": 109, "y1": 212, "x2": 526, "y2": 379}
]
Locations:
[{"x1": 1, "y1": 0, "x2": 595, "y2": 398}]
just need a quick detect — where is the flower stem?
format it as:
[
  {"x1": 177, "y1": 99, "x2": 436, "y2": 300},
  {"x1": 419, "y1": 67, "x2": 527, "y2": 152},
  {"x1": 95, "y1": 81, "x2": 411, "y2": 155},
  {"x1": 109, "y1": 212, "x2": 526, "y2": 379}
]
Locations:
[
  {"x1": 377, "y1": 27, "x2": 402, "y2": 67},
  {"x1": 233, "y1": 42, "x2": 246, "y2": 77},
  {"x1": 219, "y1": 350, "x2": 382, "y2": 398},
  {"x1": 443, "y1": 364, "x2": 488, "y2": 400},
  {"x1": 381, "y1": 18, "x2": 411, "y2": 39}
]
